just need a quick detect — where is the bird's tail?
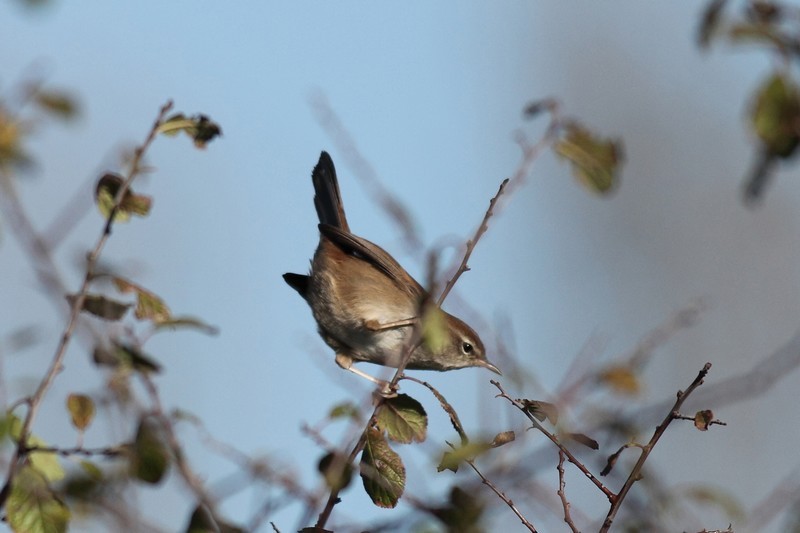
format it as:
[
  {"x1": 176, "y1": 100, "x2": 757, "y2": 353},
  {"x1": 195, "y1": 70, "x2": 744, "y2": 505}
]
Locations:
[{"x1": 312, "y1": 151, "x2": 349, "y2": 231}]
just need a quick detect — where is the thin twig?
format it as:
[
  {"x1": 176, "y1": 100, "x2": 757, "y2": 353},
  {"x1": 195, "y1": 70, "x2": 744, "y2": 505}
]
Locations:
[
  {"x1": 492, "y1": 380, "x2": 615, "y2": 501},
  {"x1": 557, "y1": 450, "x2": 580, "y2": 533},
  {"x1": 401, "y1": 375, "x2": 468, "y2": 445},
  {"x1": 140, "y1": 374, "x2": 226, "y2": 529},
  {"x1": 466, "y1": 458, "x2": 538, "y2": 532},
  {"x1": 25, "y1": 445, "x2": 125, "y2": 458},
  {"x1": 599, "y1": 363, "x2": 713, "y2": 532},
  {"x1": 437, "y1": 178, "x2": 508, "y2": 305},
  {"x1": 438, "y1": 104, "x2": 561, "y2": 305},
  {"x1": 0, "y1": 100, "x2": 174, "y2": 509}
]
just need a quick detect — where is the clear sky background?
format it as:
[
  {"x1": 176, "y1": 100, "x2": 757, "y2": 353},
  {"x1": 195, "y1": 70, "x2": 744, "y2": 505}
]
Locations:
[{"x1": 1, "y1": 2, "x2": 799, "y2": 532}]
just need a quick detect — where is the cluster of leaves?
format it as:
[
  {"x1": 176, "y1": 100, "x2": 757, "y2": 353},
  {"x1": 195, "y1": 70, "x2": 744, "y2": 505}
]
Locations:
[
  {"x1": 0, "y1": 105, "x2": 222, "y2": 533},
  {"x1": 700, "y1": 0, "x2": 800, "y2": 203}
]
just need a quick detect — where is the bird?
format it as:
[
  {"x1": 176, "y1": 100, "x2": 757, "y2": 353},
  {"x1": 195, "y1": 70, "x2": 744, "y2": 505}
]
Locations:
[{"x1": 283, "y1": 151, "x2": 500, "y2": 389}]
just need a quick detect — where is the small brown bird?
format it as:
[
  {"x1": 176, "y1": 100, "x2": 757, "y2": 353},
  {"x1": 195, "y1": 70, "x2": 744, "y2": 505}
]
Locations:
[{"x1": 283, "y1": 152, "x2": 500, "y2": 387}]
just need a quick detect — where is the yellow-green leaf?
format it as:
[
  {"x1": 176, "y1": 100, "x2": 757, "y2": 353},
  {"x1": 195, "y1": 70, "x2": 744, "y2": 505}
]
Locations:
[
  {"x1": 66, "y1": 394, "x2": 95, "y2": 431},
  {"x1": 437, "y1": 441, "x2": 493, "y2": 473},
  {"x1": 158, "y1": 113, "x2": 222, "y2": 148},
  {"x1": 751, "y1": 72, "x2": 800, "y2": 157},
  {"x1": 94, "y1": 173, "x2": 152, "y2": 223},
  {"x1": 8, "y1": 419, "x2": 66, "y2": 483},
  {"x1": 421, "y1": 306, "x2": 448, "y2": 355},
  {"x1": 112, "y1": 277, "x2": 172, "y2": 324},
  {"x1": 554, "y1": 122, "x2": 623, "y2": 194},
  {"x1": 598, "y1": 364, "x2": 641, "y2": 395},
  {"x1": 79, "y1": 460, "x2": 103, "y2": 481},
  {"x1": 360, "y1": 428, "x2": 405, "y2": 508},
  {"x1": 7, "y1": 465, "x2": 70, "y2": 533},
  {"x1": 329, "y1": 402, "x2": 361, "y2": 420}
]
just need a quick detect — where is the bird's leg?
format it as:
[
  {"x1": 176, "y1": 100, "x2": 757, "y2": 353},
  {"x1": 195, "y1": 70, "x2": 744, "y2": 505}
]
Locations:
[{"x1": 335, "y1": 353, "x2": 398, "y2": 398}]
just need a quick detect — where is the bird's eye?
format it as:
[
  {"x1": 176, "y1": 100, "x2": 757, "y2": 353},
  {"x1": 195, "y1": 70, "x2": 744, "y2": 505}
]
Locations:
[{"x1": 462, "y1": 342, "x2": 474, "y2": 355}]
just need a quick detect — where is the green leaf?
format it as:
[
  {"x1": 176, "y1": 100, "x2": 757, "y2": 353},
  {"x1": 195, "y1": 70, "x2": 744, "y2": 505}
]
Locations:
[
  {"x1": 66, "y1": 394, "x2": 95, "y2": 431},
  {"x1": 431, "y1": 486, "x2": 485, "y2": 533},
  {"x1": 0, "y1": 412, "x2": 19, "y2": 441},
  {"x1": 377, "y1": 394, "x2": 427, "y2": 444},
  {"x1": 34, "y1": 90, "x2": 79, "y2": 120},
  {"x1": 329, "y1": 402, "x2": 361, "y2": 420},
  {"x1": 153, "y1": 316, "x2": 219, "y2": 335},
  {"x1": 554, "y1": 122, "x2": 623, "y2": 194},
  {"x1": 751, "y1": 72, "x2": 800, "y2": 157},
  {"x1": 158, "y1": 113, "x2": 222, "y2": 148},
  {"x1": 317, "y1": 452, "x2": 354, "y2": 492},
  {"x1": 130, "y1": 417, "x2": 170, "y2": 484},
  {"x1": 67, "y1": 293, "x2": 130, "y2": 321},
  {"x1": 93, "y1": 342, "x2": 162, "y2": 374},
  {"x1": 94, "y1": 173, "x2": 153, "y2": 223},
  {"x1": 185, "y1": 505, "x2": 245, "y2": 533},
  {"x1": 437, "y1": 440, "x2": 493, "y2": 473},
  {"x1": 112, "y1": 277, "x2": 171, "y2": 323},
  {"x1": 360, "y1": 427, "x2": 405, "y2": 508},
  {"x1": 7, "y1": 465, "x2": 70, "y2": 533}
]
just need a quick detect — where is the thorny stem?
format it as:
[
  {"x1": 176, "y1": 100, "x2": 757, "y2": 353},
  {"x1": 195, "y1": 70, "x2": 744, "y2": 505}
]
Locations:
[
  {"x1": 0, "y1": 100, "x2": 174, "y2": 509},
  {"x1": 599, "y1": 362, "x2": 713, "y2": 532}
]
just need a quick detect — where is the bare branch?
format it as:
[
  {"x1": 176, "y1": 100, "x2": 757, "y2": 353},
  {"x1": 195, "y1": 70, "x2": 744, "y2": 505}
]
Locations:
[
  {"x1": 557, "y1": 450, "x2": 580, "y2": 533},
  {"x1": 600, "y1": 363, "x2": 714, "y2": 532}
]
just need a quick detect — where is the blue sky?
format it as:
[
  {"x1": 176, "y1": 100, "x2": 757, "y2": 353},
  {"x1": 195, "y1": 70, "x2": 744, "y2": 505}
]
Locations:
[{"x1": 1, "y1": 2, "x2": 798, "y2": 531}]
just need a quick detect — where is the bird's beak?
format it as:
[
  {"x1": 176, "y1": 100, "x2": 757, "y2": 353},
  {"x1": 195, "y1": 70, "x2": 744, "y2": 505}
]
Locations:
[{"x1": 477, "y1": 359, "x2": 502, "y2": 375}]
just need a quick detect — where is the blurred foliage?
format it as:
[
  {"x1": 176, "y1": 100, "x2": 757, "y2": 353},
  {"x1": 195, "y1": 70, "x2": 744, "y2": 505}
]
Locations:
[{"x1": 700, "y1": 0, "x2": 800, "y2": 203}]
